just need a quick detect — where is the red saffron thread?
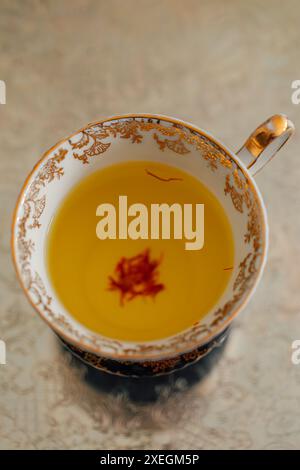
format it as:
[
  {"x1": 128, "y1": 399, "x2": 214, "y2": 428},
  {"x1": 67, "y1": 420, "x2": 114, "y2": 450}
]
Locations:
[
  {"x1": 145, "y1": 169, "x2": 183, "y2": 182},
  {"x1": 108, "y1": 249, "x2": 165, "y2": 305},
  {"x1": 223, "y1": 267, "x2": 233, "y2": 271}
]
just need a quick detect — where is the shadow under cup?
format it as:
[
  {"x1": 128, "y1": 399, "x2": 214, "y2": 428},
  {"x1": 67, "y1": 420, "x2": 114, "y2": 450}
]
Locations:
[{"x1": 12, "y1": 115, "x2": 267, "y2": 377}]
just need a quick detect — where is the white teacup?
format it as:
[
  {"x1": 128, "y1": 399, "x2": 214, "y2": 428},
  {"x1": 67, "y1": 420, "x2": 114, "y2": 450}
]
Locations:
[{"x1": 11, "y1": 113, "x2": 294, "y2": 376}]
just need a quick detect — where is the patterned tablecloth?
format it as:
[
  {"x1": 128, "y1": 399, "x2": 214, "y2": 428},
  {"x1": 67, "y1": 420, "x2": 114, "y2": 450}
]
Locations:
[{"x1": 1, "y1": 0, "x2": 300, "y2": 450}]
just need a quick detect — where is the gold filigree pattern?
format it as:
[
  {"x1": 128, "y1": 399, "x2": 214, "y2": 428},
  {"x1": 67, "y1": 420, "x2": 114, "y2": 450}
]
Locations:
[
  {"x1": 62, "y1": 331, "x2": 226, "y2": 377},
  {"x1": 16, "y1": 148, "x2": 68, "y2": 325},
  {"x1": 211, "y1": 168, "x2": 262, "y2": 326},
  {"x1": 14, "y1": 116, "x2": 264, "y2": 360},
  {"x1": 224, "y1": 174, "x2": 244, "y2": 213},
  {"x1": 153, "y1": 133, "x2": 190, "y2": 154},
  {"x1": 68, "y1": 119, "x2": 234, "y2": 172}
]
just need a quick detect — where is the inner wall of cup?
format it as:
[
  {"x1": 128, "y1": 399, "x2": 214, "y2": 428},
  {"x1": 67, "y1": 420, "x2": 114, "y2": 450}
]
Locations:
[{"x1": 14, "y1": 119, "x2": 263, "y2": 348}]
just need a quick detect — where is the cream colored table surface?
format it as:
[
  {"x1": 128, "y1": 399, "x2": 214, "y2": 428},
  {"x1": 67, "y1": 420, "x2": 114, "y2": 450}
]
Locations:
[{"x1": 1, "y1": 0, "x2": 300, "y2": 450}]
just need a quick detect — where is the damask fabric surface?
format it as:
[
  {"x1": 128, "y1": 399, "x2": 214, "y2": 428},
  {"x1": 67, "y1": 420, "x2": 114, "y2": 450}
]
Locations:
[{"x1": 1, "y1": 0, "x2": 300, "y2": 449}]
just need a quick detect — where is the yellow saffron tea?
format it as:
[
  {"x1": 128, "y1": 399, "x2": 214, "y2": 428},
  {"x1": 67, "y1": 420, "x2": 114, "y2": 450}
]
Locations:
[{"x1": 46, "y1": 161, "x2": 234, "y2": 342}]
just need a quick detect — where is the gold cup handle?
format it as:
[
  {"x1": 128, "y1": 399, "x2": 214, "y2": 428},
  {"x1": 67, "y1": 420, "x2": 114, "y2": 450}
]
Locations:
[{"x1": 236, "y1": 114, "x2": 295, "y2": 175}]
